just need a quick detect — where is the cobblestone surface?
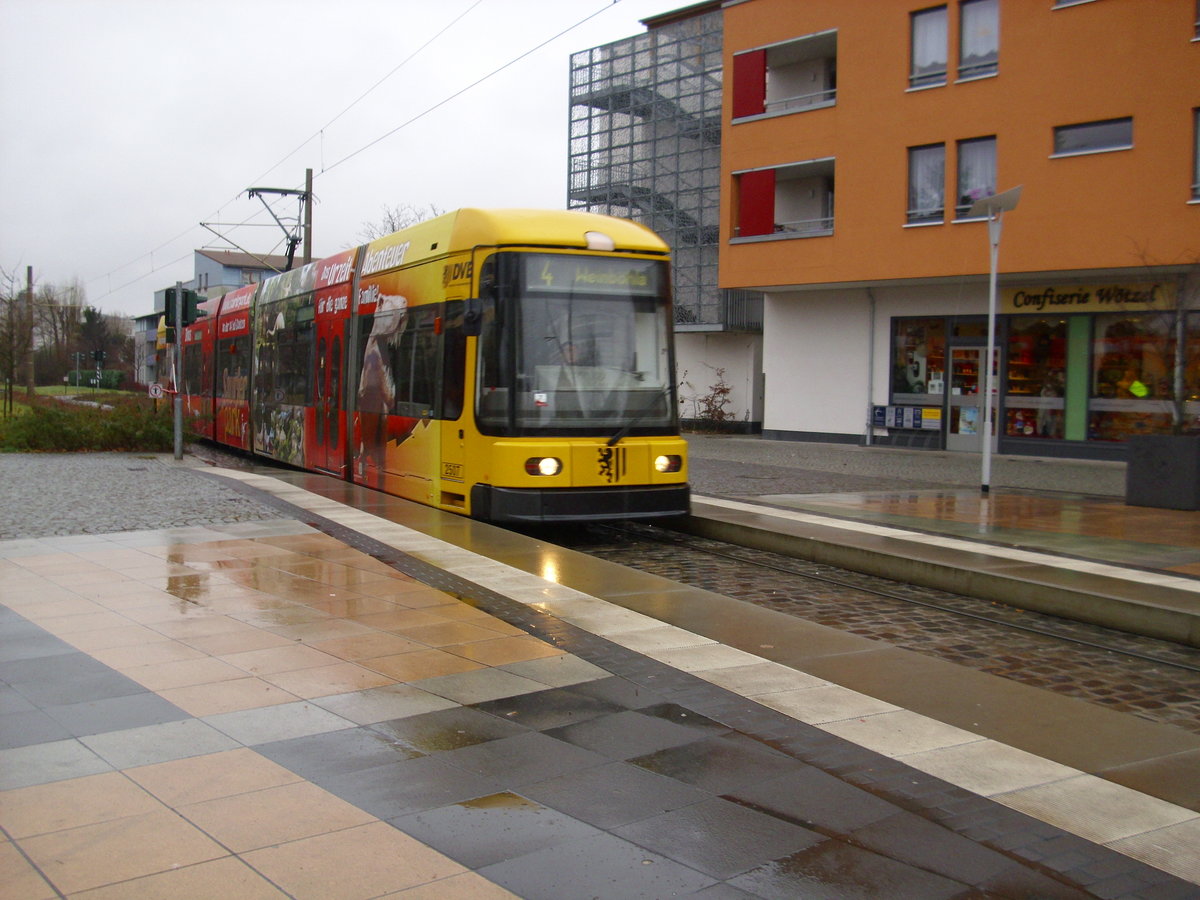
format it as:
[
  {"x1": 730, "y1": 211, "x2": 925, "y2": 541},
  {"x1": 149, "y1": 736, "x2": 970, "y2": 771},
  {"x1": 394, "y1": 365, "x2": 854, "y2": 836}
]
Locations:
[{"x1": 0, "y1": 452, "x2": 281, "y2": 539}]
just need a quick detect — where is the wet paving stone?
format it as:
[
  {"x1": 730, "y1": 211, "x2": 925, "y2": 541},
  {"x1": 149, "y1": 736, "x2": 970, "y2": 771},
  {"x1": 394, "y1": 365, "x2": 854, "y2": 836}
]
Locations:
[
  {"x1": 472, "y1": 685, "x2": 627, "y2": 731},
  {"x1": 614, "y1": 796, "x2": 822, "y2": 880},
  {"x1": 369, "y1": 705, "x2": 529, "y2": 754},
  {"x1": 391, "y1": 791, "x2": 602, "y2": 870},
  {"x1": 545, "y1": 708, "x2": 730, "y2": 761},
  {"x1": 730, "y1": 838, "x2": 971, "y2": 900},
  {"x1": 520, "y1": 760, "x2": 711, "y2": 830},
  {"x1": 255, "y1": 726, "x2": 425, "y2": 780},
  {"x1": 475, "y1": 830, "x2": 717, "y2": 899}
]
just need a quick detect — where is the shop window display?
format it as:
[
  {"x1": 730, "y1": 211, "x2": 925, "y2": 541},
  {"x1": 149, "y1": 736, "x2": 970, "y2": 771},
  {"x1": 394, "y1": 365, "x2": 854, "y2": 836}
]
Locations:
[
  {"x1": 1005, "y1": 318, "x2": 1065, "y2": 439},
  {"x1": 1088, "y1": 313, "x2": 1175, "y2": 441},
  {"x1": 1186, "y1": 312, "x2": 1200, "y2": 402},
  {"x1": 892, "y1": 317, "x2": 946, "y2": 400}
]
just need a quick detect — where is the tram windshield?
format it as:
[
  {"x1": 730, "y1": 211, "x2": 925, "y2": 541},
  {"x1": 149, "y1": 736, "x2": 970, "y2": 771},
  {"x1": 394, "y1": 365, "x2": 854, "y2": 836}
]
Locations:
[{"x1": 476, "y1": 253, "x2": 677, "y2": 436}]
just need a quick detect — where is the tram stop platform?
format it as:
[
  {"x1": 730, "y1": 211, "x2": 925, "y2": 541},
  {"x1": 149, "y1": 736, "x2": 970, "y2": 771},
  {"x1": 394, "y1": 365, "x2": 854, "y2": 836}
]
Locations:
[
  {"x1": 0, "y1": 442, "x2": 1198, "y2": 898},
  {"x1": 682, "y1": 434, "x2": 1200, "y2": 649}
]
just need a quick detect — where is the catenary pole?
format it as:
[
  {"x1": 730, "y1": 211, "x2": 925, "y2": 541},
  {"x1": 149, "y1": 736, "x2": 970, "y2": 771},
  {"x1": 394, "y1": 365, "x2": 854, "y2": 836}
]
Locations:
[{"x1": 303, "y1": 168, "x2": 313, "y2": 264}]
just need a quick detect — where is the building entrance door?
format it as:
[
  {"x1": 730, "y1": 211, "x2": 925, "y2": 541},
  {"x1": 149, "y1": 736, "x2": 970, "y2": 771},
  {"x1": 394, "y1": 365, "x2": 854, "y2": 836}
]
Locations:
[{"x1": 946, "y1": 347, "x2": 997, "y2": 453}]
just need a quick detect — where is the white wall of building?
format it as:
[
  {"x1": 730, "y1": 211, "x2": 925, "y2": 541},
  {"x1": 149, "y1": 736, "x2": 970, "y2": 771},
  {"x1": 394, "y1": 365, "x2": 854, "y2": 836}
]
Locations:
[
  {"x1": 763, "y1": 282, "x2": 987, "y2": 439},
  {"x1": 676, "y1": 332, "x2": 763, "y2": 427}
]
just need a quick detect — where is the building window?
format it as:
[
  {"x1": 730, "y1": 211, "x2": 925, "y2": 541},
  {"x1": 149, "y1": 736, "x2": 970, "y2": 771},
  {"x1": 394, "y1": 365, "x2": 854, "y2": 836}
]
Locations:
[
  {"x1": 1089, "y1": 313, "x2": 1175, "y2": 441},
  {"x1": 732, "y1": 31, "x2": 838, "y2": 120},
  {"x1": 1186, "y1": 312, "x2": 1200, "y2": 399},
  {"x1": 956, "y1": 136, "x2": 996, "y2": 217},
  {"x1": 1193, "y1": 108, "x2": 1199, "y2": 200},
  {"x1": 1005, "y1": 317, "x2": 1066, "y2": 440},
  {"x1": 958, "y1": 0, "x2": 998, "y2": 79},
  {"x1": 907, "y1": 144, "x2": 946, "y2": 223},
  {"x1": 910, "y1": 6, "x2": 948, "y2": 88},
  {"x1": 733, "y1": 159, "x2": 835, "y2": 239},
  {"x1": 1052, "y1": 117, "x2": 1133, "y2": 157},
  {"x1": 892, "y1": 317, "x2": 946, "y2": 400}
]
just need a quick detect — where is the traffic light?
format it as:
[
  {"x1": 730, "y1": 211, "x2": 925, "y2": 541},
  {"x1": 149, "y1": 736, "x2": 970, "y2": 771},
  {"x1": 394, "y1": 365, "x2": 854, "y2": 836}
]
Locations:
[
  {"x1": 164, "y1": 288, "x2": 204, "y2": 327},
  {"x1": 91, "y1": 349, "x2": 106, "y2": 364}
]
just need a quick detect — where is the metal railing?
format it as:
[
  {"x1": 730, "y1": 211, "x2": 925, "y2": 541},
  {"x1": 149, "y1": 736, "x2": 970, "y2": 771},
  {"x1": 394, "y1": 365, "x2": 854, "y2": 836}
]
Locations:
[{"x1": 764, "y1": 88, "x2": 836, "y2": 114}]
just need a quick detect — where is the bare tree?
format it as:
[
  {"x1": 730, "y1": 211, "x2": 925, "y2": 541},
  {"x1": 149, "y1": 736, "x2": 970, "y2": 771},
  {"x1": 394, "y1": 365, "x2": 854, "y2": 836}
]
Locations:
[
  {"x1": 34, "y1": 278, "x2": 85, "y2": 385},
  {"x1": 0, "y1": 266, "x2": 35, "y2": 412},
  {"x1": 356, "y1": 203, "x2": 444, "y2": 242}
]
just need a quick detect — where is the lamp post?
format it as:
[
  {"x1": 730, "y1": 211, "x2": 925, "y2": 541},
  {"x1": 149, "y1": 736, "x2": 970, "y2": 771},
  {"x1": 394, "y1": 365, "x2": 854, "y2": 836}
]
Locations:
[{"x1": 967, "y1": 185, "x2": 1022, "y2": 494}]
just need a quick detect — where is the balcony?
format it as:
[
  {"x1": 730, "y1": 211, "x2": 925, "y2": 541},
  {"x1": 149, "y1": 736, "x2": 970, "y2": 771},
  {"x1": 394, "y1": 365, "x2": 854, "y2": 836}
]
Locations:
[
  {"x1": 733, "y1": 158, "x2": 835, "y2": 241},
  {"x1": 732, "y1": 30, "x2": 837, "y2": 120}
]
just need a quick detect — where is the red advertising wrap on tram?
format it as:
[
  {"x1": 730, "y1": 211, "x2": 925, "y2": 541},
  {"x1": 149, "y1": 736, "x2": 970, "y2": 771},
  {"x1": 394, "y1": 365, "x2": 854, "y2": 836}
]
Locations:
[
  {"x1": 213, "y1": 284, "x2": 254, "y2": 451},
  {"x1": 308, "y1": 249, "x2": 356, "y2": 475},
  {"x1": 179, "y1": 311, "x2": 215, "y2": 440}
]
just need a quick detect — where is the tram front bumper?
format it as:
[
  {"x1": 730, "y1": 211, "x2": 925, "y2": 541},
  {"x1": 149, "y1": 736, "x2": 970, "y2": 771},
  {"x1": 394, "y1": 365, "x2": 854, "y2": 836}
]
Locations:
[{"x1": 470, "y1": 483, "x2": 690, "y2": 524}]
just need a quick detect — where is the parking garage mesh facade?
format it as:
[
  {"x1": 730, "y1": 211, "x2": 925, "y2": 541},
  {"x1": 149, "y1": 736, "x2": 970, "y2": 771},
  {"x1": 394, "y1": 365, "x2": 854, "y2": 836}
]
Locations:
[{"x1": 568, "y1": 5, "x2": 761, "y2": 332}]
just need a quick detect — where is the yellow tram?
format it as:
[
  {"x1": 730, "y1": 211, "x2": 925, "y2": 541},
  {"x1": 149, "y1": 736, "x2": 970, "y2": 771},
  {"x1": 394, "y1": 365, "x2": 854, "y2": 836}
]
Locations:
[{"x1": 199, "y1": 208, "x2": 689, "y2": 523}]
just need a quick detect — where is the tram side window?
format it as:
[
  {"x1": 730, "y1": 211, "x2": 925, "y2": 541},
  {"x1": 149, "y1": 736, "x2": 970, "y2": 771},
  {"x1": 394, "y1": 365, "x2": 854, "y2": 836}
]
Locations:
[
  {"x1": 256, "y1": 299, "x2": 314, "y2": 406},
  {"x1": 278, "y1": 308, "x2": 314, "y2": 405},
  {"x1": 441, "y1": 301, "x2": 466, "y2": 421},
  {"x1": 476, "y1": 297, "x2": 509, "y2": 426},
  {"x1": 182, "y1": 344, "x2": 204, "y2": 395},
  {"x1": 388, "y1": 306, "x2": 439, "y2": 417},
  {"x1": 217, "y1": 336, "x2": 250, "y2": 401}
]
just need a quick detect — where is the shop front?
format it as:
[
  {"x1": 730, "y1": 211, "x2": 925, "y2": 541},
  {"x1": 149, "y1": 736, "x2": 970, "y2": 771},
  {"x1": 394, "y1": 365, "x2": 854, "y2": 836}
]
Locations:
[{"x1": 887, "y1": 280, "x2": 1195, "y2": 459}]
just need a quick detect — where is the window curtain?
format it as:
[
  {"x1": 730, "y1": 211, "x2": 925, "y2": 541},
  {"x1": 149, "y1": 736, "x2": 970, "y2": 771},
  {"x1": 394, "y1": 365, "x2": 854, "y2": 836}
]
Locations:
[
  {"x1": 908, "y1": 145, "x2": 945, "y2": 221},
  {"x1": 910, "y1": 7, "x2": 948, "y2": 85},
  {"x1": 959, "y1": 0, "x2": 999, "y2": 77},
  {"x1": 957, "y1": 138, "x2": 995, "y2": 214}
]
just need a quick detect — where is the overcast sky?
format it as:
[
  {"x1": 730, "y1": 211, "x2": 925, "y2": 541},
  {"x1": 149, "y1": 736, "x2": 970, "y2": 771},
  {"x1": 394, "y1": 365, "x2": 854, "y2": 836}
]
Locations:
[{"x1": 0, "y1": 0, "x2": 682, "y2": 318}]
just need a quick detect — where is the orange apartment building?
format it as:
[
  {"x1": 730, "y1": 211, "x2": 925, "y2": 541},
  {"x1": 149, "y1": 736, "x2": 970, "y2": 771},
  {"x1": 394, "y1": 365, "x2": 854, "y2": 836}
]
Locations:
[{"x1": 720, "y1": 0, "x2": 1200, "y2": 459}]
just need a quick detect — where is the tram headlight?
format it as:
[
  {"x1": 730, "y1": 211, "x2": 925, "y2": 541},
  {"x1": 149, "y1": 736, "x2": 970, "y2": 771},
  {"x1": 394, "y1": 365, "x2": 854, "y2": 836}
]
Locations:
[
  {"x1": 654, "y1": 454, "x2": 682, "y2": 474},
  {"x1": 525, "y1": 457, "x2": 562, "y2": 476}
]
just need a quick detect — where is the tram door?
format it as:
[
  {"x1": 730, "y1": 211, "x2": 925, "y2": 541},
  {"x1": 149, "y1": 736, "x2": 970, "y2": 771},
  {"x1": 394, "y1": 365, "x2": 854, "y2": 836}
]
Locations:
[
  {"x1": 946, "y1": 347, "x2": 998, "y2": 453},
  {"x1": 313, "y1": 318, "x2": 346, "y2": 475}
]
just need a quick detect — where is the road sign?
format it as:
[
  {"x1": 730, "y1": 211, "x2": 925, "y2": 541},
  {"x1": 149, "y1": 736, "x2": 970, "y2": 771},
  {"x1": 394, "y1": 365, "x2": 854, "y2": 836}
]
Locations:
[{"x1": 148, "y1": 383, "x2": 164, "y2": 399}]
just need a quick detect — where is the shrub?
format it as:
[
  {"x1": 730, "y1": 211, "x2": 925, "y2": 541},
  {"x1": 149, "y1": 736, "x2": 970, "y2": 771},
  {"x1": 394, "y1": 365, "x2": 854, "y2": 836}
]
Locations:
[{"x1": 0, "y1": 396, "x2": 177, "y2": 452}]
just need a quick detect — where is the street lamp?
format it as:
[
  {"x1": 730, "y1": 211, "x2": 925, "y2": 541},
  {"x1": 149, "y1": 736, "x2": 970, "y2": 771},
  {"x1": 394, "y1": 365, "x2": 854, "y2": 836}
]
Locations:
[{"x1": 967, "y1": 185, "x2": 1022, "y2": 494}]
